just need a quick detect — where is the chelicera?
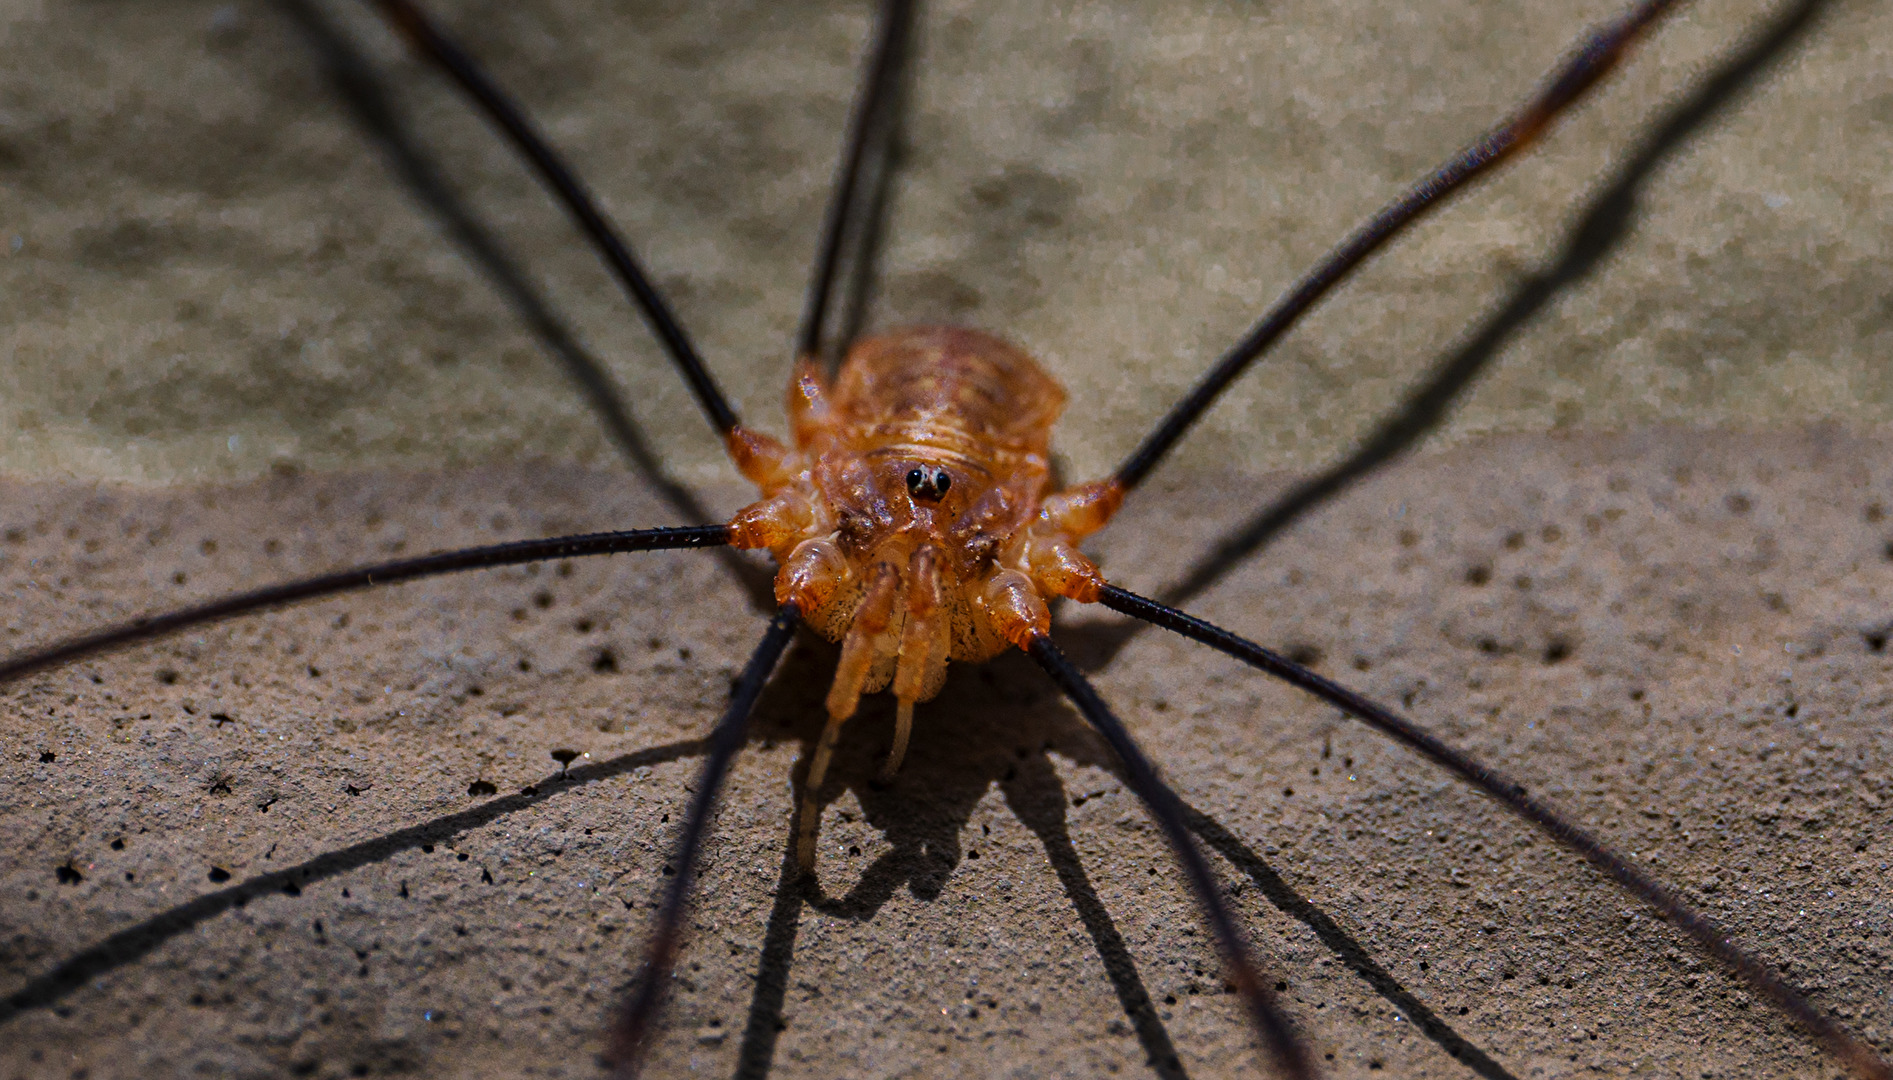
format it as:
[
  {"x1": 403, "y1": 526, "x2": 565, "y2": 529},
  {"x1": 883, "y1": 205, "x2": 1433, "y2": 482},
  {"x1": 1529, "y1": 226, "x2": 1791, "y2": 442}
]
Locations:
[{"x1": 0, "y1": 0, "x2": 1886, "y2": 1077}]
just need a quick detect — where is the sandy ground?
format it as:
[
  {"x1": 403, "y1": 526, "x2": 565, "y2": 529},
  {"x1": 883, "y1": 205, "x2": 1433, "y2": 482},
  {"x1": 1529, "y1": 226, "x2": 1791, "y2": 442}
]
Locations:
[{"x1": 2, "y1": 0, "x2": 1891, "y2": 1078}]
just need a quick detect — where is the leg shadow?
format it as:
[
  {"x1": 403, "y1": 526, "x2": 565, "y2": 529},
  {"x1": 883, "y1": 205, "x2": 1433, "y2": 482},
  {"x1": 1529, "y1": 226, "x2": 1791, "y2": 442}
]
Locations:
[
  {"x1": 1067, "y1": 0, "x2": 1836, "y2": 669},
  {"x1": 1038, "y1": 717, "x2": 1520, "y2": 1077},
  {"x1": 730, "y1": 639, "x2": 1509, "y2": 1078},
  {"x1": 1004, "y1": 751, "x2": 1191, "y2": 1080},
  {"x1": 735, "y1": 651, "x2": 1180, "y2": 1078},
  {"x1": 1181, "y1": 804, "x2": 1517, "y2": 1080},
  {"x1": 274, "y1": 0, "x2": 776, "y2": 611},
  {"x1": 733, "y1": 826, "x2": 807, "y2": 1080},
  {"x1": 0, "y1": 736, "x2": 706, "y2": 1025},
  {"x1": 821, "y1": 0, "x2": 917, "y2": 371}
]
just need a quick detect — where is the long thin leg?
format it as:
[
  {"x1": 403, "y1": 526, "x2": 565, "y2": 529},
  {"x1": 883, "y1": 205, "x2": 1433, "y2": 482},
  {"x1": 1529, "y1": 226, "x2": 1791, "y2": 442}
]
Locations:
[
  {"x1": 608, "y1": 603, "x2": 800, "y2": 1077},
  {"x1": 368, "y1": 0, "x2": 741, "y2": 436},
  {"x1": 1147, "y1": 0, "x2": 1827, "y2": 615},
  {"x1": 0, "y1": 524, "x2": 729, "y2": 686},
  {"x1": 283, "y1": 0, "x2": 652, "y2": 492},
  {"x1": 1097, "y1": 583, "x2": 1893, "y2": 1080},
  {"x1": 1112, "y1": 0, "x2": 1684, "y2": 491},
  {"x1": 1026, "y1": 633, "x2": 1311, "y2": 1080},
  {"x1": 797, "y1": 0, "x2": 917, "y2": 369}
]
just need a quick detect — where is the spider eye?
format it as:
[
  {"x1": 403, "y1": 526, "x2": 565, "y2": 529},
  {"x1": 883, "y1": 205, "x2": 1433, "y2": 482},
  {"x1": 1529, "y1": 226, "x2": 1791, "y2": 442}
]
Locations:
[{"x1": 905, "y1": 466, "x2": 951, "y2": 501}]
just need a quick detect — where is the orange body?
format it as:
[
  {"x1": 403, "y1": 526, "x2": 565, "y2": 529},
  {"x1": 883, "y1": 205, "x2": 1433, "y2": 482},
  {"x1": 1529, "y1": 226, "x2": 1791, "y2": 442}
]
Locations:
[{"x1": 724, "y1": 328, "x2": 1121, "y2": 848}]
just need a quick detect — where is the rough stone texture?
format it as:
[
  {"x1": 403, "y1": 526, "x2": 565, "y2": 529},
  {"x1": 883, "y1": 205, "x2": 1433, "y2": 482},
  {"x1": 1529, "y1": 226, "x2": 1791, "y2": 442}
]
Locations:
[
  {"x1": 0, "y1": 0, "x2": 1888, "y2": 485},
  {"x1": 3, "y1": 436, "x2": 1892, "y2": 1079},
  {"x1": 1, "y1": 0, "x2": 1891, "y2": 1078}
]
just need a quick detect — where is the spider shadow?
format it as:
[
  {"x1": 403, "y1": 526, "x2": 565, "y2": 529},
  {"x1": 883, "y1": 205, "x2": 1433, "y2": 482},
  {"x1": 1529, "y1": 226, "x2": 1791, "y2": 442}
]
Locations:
[
  {"x1": 1063, "y1": 0, "x2": 1834, "y2": 674},
  {"x1": 5, "y1": 0, "x2": 1840, "y2": 1071},
  {"x1": 731, "y1": 637, "x2": 1518, "y2": 1080},
  {"x1": 3, "y1": 629, "x2": 1508, "y2": 1078},
  {"x1": 276, "y1": 0, "x2": 778, "y2": 612},
  {"x1": 0, "y1": 735, "x2": 707, "y2": 1026}
]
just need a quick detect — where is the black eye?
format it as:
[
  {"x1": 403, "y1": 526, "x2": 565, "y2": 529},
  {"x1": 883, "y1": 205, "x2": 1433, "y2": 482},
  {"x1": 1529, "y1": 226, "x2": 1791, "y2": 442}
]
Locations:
[{"x1": 906, "y1": 467, "x2": 951, "y2": 501}]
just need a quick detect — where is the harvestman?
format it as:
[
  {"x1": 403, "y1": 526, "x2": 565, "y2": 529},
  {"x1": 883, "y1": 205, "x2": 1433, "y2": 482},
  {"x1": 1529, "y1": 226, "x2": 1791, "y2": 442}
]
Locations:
[{"x1": 0, "y1": 0, "x2": 1886, "y2": 1077}]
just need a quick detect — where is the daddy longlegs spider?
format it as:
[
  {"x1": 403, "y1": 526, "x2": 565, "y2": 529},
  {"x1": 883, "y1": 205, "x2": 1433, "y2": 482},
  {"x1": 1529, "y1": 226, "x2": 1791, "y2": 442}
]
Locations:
[{"x1": 2, "y1": 0, "x2": 1889, "y2": 1077}]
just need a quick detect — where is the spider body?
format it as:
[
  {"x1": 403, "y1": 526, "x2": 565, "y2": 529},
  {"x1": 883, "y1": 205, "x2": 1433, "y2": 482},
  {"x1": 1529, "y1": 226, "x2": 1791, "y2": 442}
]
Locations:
[
  {"x1": 735, "y1": 327, "x2": 1121, "y2": 667},
  {"x1": 721, "y1": 324, "x2": 1124, "y2": 867}
]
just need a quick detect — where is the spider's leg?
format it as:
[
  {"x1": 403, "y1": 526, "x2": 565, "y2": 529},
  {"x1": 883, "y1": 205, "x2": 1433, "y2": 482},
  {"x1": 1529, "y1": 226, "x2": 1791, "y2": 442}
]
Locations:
[
  {"x1": 1112, "y1": 0, "x2": 1683, "y2": 492},
  {"x1": 369, "y1": 0, "x2": 741, "y2": 436},
  {"x1": 799, "y1": 0, "x2": 917, "y2": 370},
  {"x1": 0, "y1": 525, "x2": 730, "y2": 686},
  {"x1": 1027, "y1": 632, "x2": 1312, "y2": 1080},
  {"x1": 608, "y1": 603, "x2": 800, "y2": 1077},
  {"x1": 1098, "y1": 582, "x2": 1893, "y2": 1080},
  {"x1": 1150, "y1": 0, "x2": 1830, "y2": 611}
]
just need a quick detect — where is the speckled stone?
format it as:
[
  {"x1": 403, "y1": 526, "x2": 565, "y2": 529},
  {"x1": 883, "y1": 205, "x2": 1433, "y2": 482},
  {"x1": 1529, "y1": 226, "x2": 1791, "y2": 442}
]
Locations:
[{"x1": 2, "y1": 0, "x2": 1891, "y2": 1077}]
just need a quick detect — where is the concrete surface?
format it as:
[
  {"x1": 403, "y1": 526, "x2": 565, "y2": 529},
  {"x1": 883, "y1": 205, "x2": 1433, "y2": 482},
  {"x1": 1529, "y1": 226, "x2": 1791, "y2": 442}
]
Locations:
[{"x1": 1, "y1": 0, "x2": 1890, "y2": 1077}]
